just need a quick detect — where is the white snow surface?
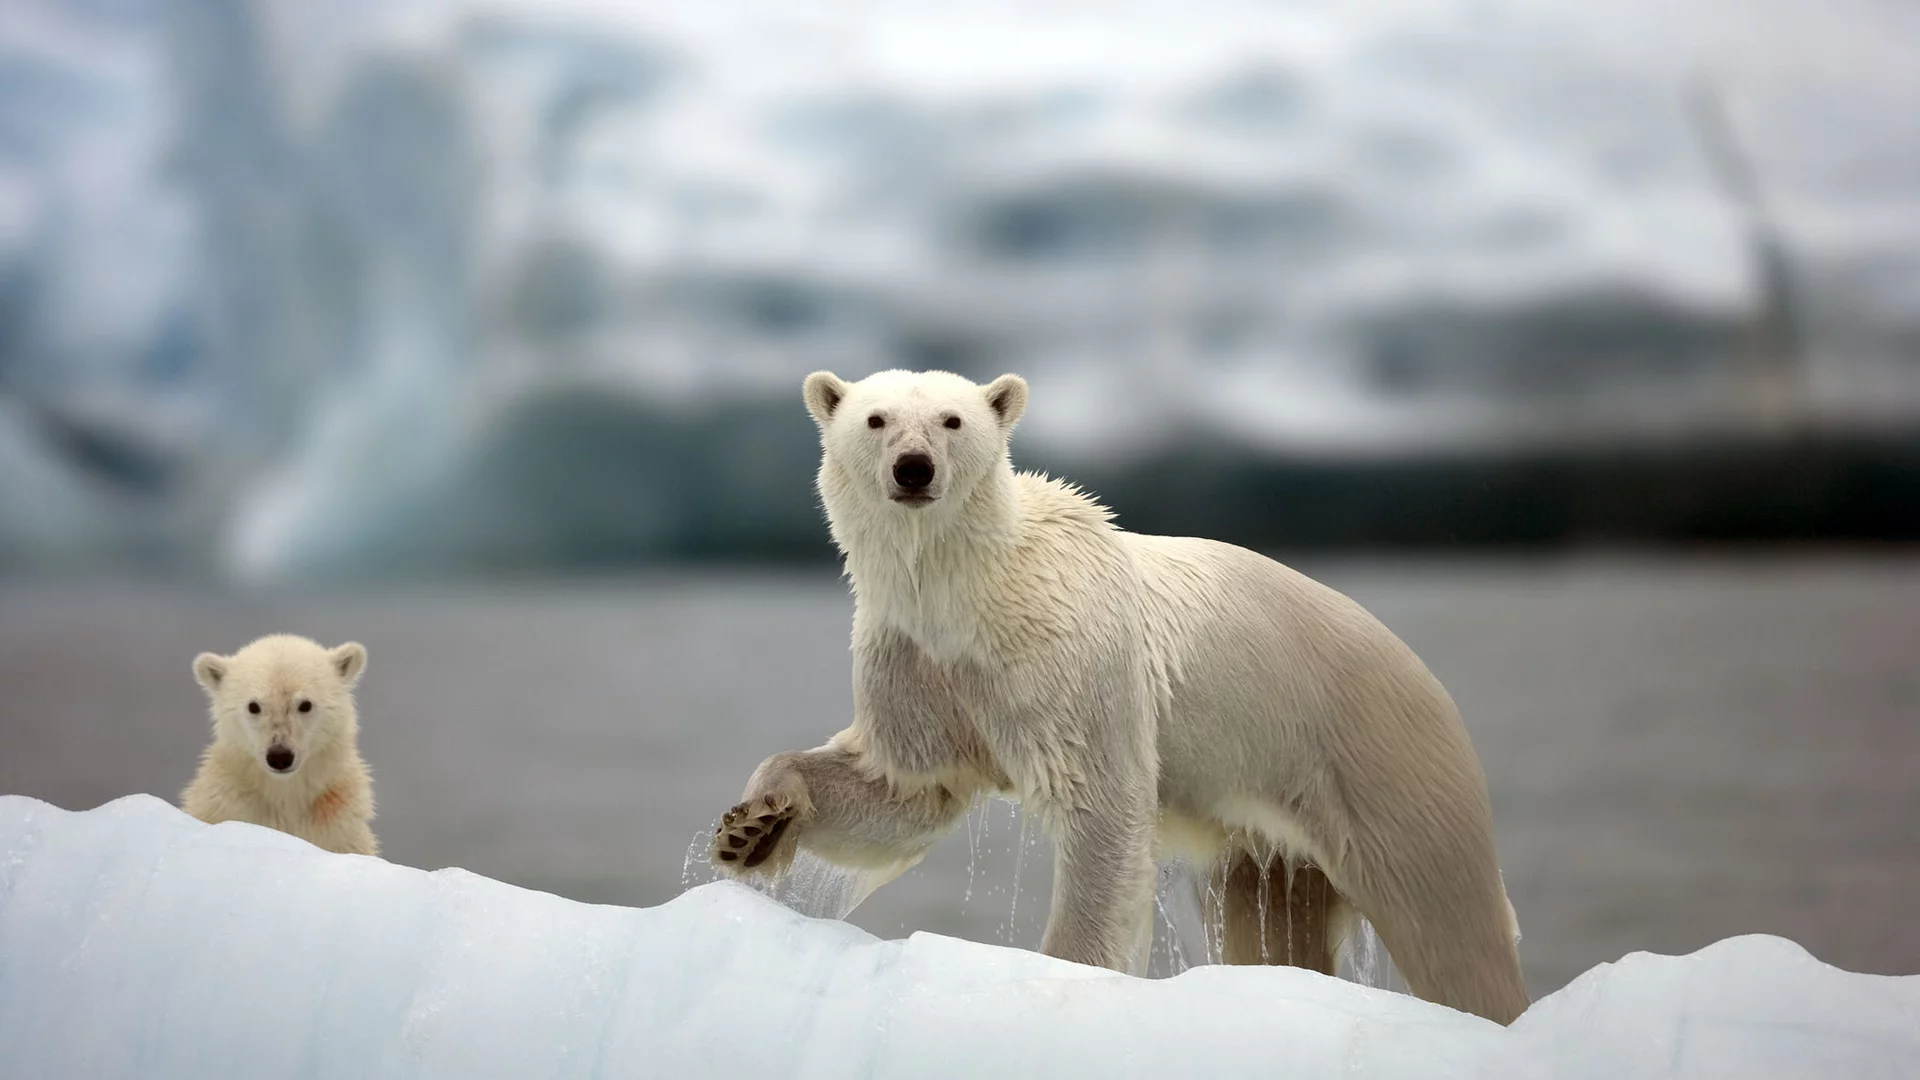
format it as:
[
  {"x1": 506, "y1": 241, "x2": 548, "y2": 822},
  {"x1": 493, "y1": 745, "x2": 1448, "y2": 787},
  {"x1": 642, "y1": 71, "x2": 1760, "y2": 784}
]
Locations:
[{"x1": 0, "y1": 794, "x2": 1915, "y2": 1079}]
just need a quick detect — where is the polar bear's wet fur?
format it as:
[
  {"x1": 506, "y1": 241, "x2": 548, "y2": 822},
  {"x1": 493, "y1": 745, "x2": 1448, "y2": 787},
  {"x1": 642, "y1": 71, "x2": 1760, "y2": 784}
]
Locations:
[
  {"x1": 182, "y1": 634, "x2": 378, "y2": 857},
  {"x1": 713, "y1": 369, "x2": 1528, "y2": 1023}
]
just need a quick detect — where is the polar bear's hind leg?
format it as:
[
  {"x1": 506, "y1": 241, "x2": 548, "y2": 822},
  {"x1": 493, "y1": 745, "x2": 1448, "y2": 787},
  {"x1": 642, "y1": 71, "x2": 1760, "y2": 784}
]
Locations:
[{"x1": 1207, "y1": 853, "x2": 1349, "y2": 974}]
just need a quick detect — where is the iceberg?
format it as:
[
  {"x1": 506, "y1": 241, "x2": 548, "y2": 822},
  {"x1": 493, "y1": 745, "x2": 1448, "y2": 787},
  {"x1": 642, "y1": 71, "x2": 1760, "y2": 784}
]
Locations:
[
  {"x1": 7, "y1": 0, "x2": 1920, "y2": 576},
  {"x1": 1, "y1": 795, "x2": 1915, "y2": 1078}
]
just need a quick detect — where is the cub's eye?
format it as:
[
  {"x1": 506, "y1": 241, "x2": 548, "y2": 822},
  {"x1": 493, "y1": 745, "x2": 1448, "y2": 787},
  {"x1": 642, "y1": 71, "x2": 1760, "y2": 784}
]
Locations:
[
  {"x1": 867, "y1": 415, "x2": 884, "y2": 429},
  {"x1": 297, "y1": 701, "x2": 312, "y2": 713},
  {"x1": 943, "y1": 416, "x2": 961, "y2": 430},
  {"x1": 247, "y1": 701, "x2": 261, "y2": 715}
]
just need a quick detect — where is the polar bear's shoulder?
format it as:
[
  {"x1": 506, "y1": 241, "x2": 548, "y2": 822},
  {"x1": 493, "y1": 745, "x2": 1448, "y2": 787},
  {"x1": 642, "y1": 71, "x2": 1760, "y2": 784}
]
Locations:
[{"x1": 1012, "y1": 471, "x2": 1116, "y2": 532}]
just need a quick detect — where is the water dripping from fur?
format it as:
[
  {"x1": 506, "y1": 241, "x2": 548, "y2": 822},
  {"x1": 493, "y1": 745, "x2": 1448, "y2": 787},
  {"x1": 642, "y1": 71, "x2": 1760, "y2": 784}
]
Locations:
[
  {"x1": 1338, "y1": 917, "x2": 1409, "y2": 993},
  {"x1": 1151, "y1": 859, "x2": 1208, "y2": 976},
  {"x1": 681, "y1": 816, "x2": 888, "y2": 921},
  {"x1": 685, "y1": 803, "x2": 1406, "y2": 989},
  {"x1": 961, "y1": 796, "x2": 984, "y2": 909},
  {"x1": 691, "y1": 799, "x2": 1413, "y2": 991},
  {"x1": 681, "y1": 821, "x2": 718, "y2": 890},
  {"x1": 1003, "y1": 801, "x2": 1035, "y2": 946},
  {"x1": 1280, "y1": 856, "x2": 1296, "y2": 967},
  {"x1": 758, "y1": 850, "x2": 894, "y2": 920}
]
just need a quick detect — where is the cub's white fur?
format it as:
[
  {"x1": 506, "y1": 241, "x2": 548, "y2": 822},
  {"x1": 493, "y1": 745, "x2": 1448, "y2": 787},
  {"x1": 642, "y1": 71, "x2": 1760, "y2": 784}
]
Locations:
[
  {"x1": 712, "y1": 369, "x2": 1528, "y2": 1024},
  {"x1": 181, "y1": 634, "x2": 378, "y2": 857}
]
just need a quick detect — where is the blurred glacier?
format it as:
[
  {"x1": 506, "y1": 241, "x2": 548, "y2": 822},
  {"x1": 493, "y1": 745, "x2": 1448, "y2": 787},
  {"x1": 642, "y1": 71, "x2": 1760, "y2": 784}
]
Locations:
[
  {"x1": 4, "y1": 0, "x2": 1920, "y2": 576},
  {"x1": 2, "y1": 794, "x2": 1917, "y2": 1079}
]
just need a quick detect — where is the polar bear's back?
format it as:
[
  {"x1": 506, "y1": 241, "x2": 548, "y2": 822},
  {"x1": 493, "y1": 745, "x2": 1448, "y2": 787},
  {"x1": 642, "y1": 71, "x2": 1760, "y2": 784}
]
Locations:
[{"x1": 1122, "y1": 532, "x2": 1477, "y2": 827}]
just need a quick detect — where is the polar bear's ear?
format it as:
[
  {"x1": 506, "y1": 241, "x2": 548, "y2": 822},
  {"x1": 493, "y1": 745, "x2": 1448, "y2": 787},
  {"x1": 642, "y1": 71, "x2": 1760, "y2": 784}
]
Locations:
[
  {"x1": 329, "y1": 642, "x2": 368, "y2": 687},
  {"x1": 802, "y1": 371, "x2": 850, "y2": 428},
  {"x1": 192, "y1": 652, "x2": 229, "y2": 693},
  {"x1": 984, "y1": 374, "x2": 1028, "y2": 430}
]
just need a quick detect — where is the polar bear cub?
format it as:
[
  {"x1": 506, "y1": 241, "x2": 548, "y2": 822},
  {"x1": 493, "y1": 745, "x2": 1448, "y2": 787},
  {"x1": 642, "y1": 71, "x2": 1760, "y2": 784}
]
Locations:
[
  {"x1": 181, "y1": 634, "x2": 378, "y2": 857},
  {"x1": 712, "y1": 369, "x2": 1529, "y2": 1024}
]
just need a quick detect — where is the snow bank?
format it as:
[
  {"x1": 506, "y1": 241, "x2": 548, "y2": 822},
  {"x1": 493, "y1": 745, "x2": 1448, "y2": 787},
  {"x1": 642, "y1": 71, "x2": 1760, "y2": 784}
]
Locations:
[{"x1": 0, "y1": 796, "x2": 1913, "y2": 1078}]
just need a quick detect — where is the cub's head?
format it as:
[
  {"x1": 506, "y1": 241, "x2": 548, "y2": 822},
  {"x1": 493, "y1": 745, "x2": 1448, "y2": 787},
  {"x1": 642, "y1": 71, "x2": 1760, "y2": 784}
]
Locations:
[
  {"x1": 803, "y1": 369, "x2": 1028, "y2": 514},
  {"x1": 192, "y1": 635, "x2": 367, "y2": 777}
]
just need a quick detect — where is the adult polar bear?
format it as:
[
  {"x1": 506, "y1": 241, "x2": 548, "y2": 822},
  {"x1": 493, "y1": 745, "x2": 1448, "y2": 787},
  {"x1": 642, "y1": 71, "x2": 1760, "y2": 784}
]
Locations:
[{"x1": 711, "y1": 369, "x2": 1529, "y2": 1024}]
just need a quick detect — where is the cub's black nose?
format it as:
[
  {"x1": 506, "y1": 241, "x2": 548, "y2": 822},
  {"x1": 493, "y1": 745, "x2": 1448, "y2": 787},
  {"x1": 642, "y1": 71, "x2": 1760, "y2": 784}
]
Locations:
[
  {"x1": 265, "y1": 746, "x2": 296, "y2": 773},
  {"x1": 893, "y1": 453, "x2": 934, "y2": 490}
]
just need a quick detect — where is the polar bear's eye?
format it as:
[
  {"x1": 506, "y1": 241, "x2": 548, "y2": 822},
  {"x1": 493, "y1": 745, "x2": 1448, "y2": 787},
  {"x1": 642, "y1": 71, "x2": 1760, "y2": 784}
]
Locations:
[
  {"x1": 297, "y1": 701, "x2": 312, "y2": 713},
  {"x1": 867, "y1": 415, "x2": 884, "y2": 429},
  {"x1": 247, "y1": 701, "x2": 261, "y2": 715},
  {"x1": 943, "y1": 416, "x2": 961, "y2": 430}
]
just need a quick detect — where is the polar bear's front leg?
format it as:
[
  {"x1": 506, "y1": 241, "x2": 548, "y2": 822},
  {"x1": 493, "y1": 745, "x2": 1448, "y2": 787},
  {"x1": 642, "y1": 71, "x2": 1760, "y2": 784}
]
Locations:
[
  {"x1": 1039, "y1": 796, "x2": 1158, "y2": 974},
  {"x1": 711, "y1": 740, "x2": 971, "y2": 877}
]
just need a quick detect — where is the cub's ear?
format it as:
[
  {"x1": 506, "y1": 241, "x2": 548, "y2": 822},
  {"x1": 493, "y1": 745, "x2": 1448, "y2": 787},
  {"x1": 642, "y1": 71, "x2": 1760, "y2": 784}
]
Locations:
[
  {"x1": 192, "y1": 653, "x2": 229, "y2": 693},
  {"x1": 802, "y1": 371, "x2": 850, "y2": 428},
  {"x1": 329, "y1": 642, "x2": 368, "y2": 687},
  {"x1": 983, "y1": 374, "x2": 1029, "y2": 430}
]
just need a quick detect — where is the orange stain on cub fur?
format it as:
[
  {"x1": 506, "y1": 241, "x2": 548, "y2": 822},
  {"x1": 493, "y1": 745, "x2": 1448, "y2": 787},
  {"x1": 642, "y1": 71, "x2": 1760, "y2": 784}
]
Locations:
[{"x1": 310, "y1": 786, "x2": 348, "y2": 826}]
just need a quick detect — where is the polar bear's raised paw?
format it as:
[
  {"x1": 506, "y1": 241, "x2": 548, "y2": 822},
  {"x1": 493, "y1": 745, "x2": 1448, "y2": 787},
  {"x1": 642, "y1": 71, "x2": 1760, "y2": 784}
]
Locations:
[{"x1": 712, "y1": 791, "x2": 797, "y2": 872}]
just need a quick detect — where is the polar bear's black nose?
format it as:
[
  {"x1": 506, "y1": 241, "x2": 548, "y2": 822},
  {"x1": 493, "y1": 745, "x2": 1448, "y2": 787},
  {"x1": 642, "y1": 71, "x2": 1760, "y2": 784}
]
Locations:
[
  {"x1": 265, "y1": 746, "x2": 296, "y2": 773},
  {"x1": 893, "y1": 453, "x2": 935, "y2": 490}
]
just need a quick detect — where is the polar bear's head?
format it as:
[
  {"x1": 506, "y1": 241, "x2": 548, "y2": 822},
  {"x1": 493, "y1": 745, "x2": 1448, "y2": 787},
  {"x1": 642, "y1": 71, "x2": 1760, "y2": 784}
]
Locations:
[
  {"x1": 803, "y1": 369, "x2": 1028, "y2": 515},
  {"x1": 192, "y1": 634, "x2": 367, "y2": 777}
]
